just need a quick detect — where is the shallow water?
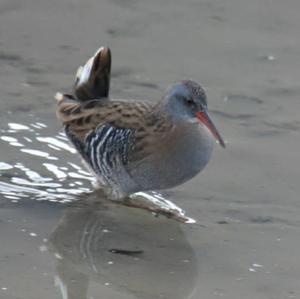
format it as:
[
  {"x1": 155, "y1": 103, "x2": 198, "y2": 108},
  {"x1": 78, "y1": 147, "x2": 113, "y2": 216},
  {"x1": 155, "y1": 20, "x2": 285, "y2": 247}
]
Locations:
[{"x1": 1, "y1": 0, "x2": 300, "y2": 298}]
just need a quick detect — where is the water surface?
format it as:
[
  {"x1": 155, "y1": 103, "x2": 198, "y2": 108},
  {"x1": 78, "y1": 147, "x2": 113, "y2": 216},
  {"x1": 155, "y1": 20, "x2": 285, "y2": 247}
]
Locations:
[{"x1": 1, "y1": 0, "x2": 300, "y2": 298}]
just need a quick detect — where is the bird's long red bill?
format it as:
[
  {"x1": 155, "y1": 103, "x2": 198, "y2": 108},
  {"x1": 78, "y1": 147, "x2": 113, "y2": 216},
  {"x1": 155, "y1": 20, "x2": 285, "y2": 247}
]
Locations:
[{"x1": 196, "y1": 111, "x2": 226, "y2": 148}]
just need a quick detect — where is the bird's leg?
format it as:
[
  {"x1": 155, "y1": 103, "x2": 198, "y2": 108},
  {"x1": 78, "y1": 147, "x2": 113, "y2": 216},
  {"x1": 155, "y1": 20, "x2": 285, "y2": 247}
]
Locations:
[{"x1": 121, "y1": 192, "x2": 196, "y2": 224}]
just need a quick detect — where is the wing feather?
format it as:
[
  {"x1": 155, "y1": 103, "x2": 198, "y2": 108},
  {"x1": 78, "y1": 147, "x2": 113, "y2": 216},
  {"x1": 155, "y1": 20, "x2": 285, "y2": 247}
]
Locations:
[{"x1": 56, "y1": 94, "x2": 174, "y2": 164}]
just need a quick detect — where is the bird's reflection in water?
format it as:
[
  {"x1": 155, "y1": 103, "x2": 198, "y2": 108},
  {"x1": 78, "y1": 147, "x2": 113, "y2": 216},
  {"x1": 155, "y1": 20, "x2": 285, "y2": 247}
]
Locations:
[{"x1": 49, "y1": 191, "x2": 198, "y2": 299}]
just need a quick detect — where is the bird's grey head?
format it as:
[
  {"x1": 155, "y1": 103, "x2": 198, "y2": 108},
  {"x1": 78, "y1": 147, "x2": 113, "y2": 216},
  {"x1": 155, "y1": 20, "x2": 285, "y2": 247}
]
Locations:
[
  {"x1": 163, "y1": 79, "x2": 226, "y2": 148},
  {"x1": 163, "y1": 80, "x2": 207, "y2": 123}
]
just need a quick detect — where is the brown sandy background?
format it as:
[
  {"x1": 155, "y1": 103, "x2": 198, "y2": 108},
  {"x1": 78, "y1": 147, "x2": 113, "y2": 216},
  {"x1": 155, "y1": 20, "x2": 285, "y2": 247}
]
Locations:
[{"x1": 0, "y1": 0, "x2": 300, "y2": 298}]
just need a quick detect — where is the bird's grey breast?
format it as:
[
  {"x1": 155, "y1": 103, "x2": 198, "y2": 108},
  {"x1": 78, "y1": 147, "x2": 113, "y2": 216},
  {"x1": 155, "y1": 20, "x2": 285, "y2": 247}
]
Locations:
[{"x1": 130, "y1": 123, "x2": 214, "y2": 190}]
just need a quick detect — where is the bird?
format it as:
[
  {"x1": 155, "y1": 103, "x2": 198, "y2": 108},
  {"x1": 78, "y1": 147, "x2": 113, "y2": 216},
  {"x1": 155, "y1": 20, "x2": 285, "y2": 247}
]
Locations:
[{"x1": 56, "y1": 47, "x2": 225, "y2": 200}]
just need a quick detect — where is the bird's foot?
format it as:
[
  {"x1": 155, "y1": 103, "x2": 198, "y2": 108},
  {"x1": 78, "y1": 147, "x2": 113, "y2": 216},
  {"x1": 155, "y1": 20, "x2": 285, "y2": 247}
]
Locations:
[{"x1": 122, "y1": 191, "x2": 196, "y2": 224}]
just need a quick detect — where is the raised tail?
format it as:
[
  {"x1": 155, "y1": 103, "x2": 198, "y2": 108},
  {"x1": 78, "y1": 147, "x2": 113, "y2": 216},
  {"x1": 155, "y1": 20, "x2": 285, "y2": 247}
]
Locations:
[{"x1": 74, "y1": 47, "x2": 111, "y2": 101}]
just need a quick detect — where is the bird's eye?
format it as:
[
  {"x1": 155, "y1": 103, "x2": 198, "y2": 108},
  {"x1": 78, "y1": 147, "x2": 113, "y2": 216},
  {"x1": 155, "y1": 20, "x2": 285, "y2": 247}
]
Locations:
[{"x1": 186, "y1": 99, "x2": 195, "y2": 107}]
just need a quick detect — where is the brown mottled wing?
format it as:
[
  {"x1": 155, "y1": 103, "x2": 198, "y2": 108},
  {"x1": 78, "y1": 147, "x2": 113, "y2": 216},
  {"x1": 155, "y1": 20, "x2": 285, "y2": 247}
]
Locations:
[{"x1": 56, "y1": 93, "x2": 173, "y2": 163}]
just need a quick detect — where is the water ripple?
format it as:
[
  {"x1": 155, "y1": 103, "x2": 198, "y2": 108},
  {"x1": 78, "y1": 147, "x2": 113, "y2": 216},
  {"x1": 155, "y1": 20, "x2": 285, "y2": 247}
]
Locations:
[{"x1": 0, "y1": 121, "x2": 94, "y2": 203}]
